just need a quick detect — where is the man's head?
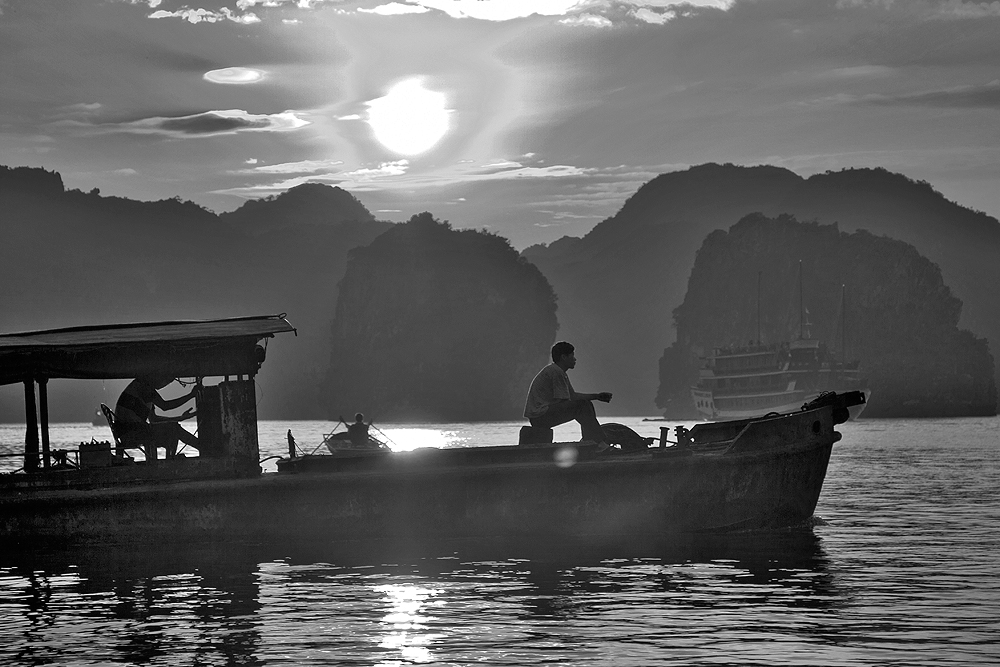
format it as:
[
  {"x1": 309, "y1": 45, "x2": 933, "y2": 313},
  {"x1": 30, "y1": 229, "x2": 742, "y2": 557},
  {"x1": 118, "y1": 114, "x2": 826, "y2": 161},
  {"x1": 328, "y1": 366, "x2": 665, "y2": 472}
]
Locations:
[
  {"x1": 551, "y1": 341, "x2": 576, "y2": 370},
  {"x1": 355, "y1": 412, "x2": 365, "y2": 423}
]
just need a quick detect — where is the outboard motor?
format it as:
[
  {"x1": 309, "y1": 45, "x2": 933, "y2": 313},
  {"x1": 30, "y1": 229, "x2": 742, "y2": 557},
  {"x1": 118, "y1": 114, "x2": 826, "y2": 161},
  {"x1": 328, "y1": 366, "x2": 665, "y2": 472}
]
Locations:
[{"x1": 802, "y1": 390, "x2": 867, "y2": 424}]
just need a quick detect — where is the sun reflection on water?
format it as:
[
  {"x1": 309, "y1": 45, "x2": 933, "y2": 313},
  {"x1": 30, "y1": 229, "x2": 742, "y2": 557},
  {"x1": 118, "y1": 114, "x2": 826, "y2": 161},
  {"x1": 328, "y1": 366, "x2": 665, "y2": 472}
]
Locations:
[
  {"x1": 374, "y1": 583, "x2": 444, "y2": 665},
  {"x1": 378, "y1": 428, "x2": 462, "y2": 452}
]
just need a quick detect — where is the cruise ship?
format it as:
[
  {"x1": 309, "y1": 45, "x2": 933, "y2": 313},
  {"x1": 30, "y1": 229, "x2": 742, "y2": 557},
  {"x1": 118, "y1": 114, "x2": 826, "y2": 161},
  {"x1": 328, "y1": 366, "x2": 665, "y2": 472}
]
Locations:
[{"x1": 691, "y1": 338, "x2": 870, "y2": 420}]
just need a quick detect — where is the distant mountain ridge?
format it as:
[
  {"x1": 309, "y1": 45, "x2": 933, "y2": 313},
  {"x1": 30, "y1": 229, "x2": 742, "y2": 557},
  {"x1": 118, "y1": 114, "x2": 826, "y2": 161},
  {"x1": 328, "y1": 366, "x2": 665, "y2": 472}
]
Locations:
[
  {"x1": 0, "y1": 165, "x2": 392, "y2": 422},
  {"x1": 4, "y1": 162, "x2": 999, "y2": 422},
  {"x1": 220, "y1": 182, "x2": 376, "y2": 236},
  {"x1": 523, "y1": 163, "x2": 1000, "y2": 415}
]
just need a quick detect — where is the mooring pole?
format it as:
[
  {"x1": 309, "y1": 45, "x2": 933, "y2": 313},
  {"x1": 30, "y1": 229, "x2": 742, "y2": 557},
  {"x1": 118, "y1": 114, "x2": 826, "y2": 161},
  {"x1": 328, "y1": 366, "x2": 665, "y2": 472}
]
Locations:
[{"x1": 23, "y1": 379, "x2": 39, "y2": 472}]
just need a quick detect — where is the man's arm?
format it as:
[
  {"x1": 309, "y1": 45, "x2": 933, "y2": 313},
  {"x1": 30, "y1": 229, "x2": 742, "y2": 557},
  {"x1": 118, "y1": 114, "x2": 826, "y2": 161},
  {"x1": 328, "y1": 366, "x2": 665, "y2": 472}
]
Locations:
[
  {"x1": 569, "y1": 389, "x2": 613, "y2": 403},
  {"x1": 566, "y1": 374, "x2": 611, "y2": 403},
  {"x1": 152, "y1": 389, "x2": 198, "y2": 421}
]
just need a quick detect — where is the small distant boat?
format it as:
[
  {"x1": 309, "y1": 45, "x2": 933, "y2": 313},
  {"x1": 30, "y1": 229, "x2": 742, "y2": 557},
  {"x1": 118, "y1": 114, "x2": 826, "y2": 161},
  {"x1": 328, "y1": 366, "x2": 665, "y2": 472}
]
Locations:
[{"x1": 322, "y1": 429, "x2": 391, "y2": 454}]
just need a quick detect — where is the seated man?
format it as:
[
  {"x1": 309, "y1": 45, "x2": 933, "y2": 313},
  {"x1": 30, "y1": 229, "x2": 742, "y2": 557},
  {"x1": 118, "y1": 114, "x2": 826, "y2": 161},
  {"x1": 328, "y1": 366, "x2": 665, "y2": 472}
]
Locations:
[
  {"x1": 347, "y1": 412, "x2": 372, "y2": 448},
  {"x1": 524, "y1": 341, "x2": 612, "y2": 446},
  {"x1": 115, "y1": 375, "x2": 199, "y2": 459}
]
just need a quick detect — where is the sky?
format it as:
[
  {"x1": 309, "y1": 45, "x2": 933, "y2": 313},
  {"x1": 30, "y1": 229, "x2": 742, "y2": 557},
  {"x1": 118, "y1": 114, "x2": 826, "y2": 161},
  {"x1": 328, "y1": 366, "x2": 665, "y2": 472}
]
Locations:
[{"x1": 3, "y1": 0, "x2": 1000, "y2": 249}]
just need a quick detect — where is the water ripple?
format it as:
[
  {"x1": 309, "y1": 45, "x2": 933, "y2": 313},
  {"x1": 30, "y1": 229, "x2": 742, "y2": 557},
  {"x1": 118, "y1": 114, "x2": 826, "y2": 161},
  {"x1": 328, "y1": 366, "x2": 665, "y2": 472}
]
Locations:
[{"x1": 0, "y1": 417, "x2": 998, "y2": 665}]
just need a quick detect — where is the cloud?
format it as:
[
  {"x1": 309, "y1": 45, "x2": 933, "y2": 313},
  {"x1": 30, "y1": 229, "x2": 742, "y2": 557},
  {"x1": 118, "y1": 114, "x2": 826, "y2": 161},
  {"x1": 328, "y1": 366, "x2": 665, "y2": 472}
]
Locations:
[
  {"x1": 559, "y1": 13, "x2": 613, "y2": 27},
  {"x1": 835, "y1": 0, "x2": 1000, "y2": 19},
  {"x1": 236, "y1": 0, "x2": 337, "y2": 8},
  {"x1": 59, "y1": 102, "x2": 104, "y2": 116},
  {"x1": 393, "y1": 0, "x2": 733, "y2": 22},
  {"x1": 859, "y1": 81, "x2": 1000, "y2": 109},
  {"x1": 342, "y1": 160, "x2": 410, "y2": 180},
  {"x1": 71, "y1": 109, "x2": 310, "y2": 137},
  {"x1": 468, "y1": 162, "x2": 590, "y2": 180},
  {"x1": 359, "y1": 3, "x2": 432, "y2": 15},
  {"x1": 125, "y1": 0, "x2": 735, "y2": 26},
  {"x1": 204, "y1": 67, "x2": 267, "y2": 84},
  {"x1": 932, "y1": 0, "x2": 1000, "y2": 19},
  {"x1": 149, "y1": 7, "x2": 261, "y2": 24},
  {"x1": 405, "y1": 0, "x2": 584, "y2": 20},
  {"x1": 621, "y1": 0, "x2": 733, "y2": 8},
  {"x1": 214, "y1": 157, "x2": 590, "y2": 199},
  {"x1": 633, "y1": 7, "x2": 671, "y2": 23},
  {"x1": 819, "y1": 65, "x2": 895, "y2": 79},
  {"x1": 135, "y1": 0, "x2": 341, "y2": 20},
  {"x1": 339, "y1": 159, "x2": 595, "y2": 193},
  {"x1": 241, "y1": 158, "x2": 344, "y2": 174}
]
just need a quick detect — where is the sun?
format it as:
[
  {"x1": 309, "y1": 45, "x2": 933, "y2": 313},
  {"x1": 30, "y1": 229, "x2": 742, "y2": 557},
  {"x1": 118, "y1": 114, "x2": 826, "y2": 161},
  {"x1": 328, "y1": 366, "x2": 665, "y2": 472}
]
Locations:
[{"x1": 366, "y1": 78, "x2": 450, "y2": 155}]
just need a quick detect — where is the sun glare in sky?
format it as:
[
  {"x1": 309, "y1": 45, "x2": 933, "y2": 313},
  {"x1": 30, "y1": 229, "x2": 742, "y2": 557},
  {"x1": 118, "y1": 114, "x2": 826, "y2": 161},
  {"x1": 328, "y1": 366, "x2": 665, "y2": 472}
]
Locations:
[
  {"x1": 366, "y1": 78, "x2": 450, "y2": 156},
  {"x1": 203, "y1": 67, "x2": 265, "y2": 84}
]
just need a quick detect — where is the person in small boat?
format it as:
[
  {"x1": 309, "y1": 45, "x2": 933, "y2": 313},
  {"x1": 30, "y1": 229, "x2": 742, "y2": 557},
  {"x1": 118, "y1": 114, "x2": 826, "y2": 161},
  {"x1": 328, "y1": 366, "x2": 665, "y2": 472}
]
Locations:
[
  {"x1": 115, "y1": 376, "x2": 199, "y2": 458},
  {"x1": 523, "y1": 341, "x2": 612, "y2": 447},
  {"x1": 347, "y1": 413, "x2": 373, "y2": 448}
]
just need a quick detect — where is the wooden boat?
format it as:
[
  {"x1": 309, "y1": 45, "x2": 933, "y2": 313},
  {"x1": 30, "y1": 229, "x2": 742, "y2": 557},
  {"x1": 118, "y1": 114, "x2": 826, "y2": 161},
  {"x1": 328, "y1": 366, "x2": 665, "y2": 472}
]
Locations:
[
  {"x1": 0, "y1": 315, "x2": 865, "y2": 545},
  {"x1": 321, "y1": 427, "x2": 391, "y2": 454}
]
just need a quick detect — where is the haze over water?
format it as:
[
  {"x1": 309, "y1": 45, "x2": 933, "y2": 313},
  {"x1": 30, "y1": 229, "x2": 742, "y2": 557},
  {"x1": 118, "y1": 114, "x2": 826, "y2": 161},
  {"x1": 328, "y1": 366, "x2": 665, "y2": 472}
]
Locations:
[{"x1": 0, "y1": 416, "x2": 997, "y2": 665}]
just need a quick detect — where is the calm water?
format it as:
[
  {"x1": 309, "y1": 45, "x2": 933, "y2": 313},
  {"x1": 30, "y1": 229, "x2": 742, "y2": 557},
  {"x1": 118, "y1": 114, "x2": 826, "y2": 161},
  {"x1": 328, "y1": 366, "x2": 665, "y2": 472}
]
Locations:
[{"x1": 0, "y1": 416, "x2": 998, "y2": 666}]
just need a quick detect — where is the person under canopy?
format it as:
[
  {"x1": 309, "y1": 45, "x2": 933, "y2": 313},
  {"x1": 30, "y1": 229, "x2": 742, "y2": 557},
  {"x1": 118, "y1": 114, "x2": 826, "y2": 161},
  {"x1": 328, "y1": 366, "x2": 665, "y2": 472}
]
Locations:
[{"x1": 115, "y1": 375, "x2": 199, "y2": 459}]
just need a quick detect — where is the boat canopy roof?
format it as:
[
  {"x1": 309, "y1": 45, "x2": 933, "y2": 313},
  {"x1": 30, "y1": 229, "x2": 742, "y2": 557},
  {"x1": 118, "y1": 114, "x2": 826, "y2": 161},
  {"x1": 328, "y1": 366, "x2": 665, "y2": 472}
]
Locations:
[{"x1": 0, "y1": 315, "x2": 295, "y2": 385}]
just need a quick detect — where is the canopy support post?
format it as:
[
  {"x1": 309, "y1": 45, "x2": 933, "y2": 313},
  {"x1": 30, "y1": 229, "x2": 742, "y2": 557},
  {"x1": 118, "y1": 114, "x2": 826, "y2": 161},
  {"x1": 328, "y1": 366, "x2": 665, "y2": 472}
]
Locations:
[
  {"x1": 23, "y1": 379, "x2": 39, "y2": 473},
  {"x1": 39, "y1": 378, "x2": 51, "y2": 471}
]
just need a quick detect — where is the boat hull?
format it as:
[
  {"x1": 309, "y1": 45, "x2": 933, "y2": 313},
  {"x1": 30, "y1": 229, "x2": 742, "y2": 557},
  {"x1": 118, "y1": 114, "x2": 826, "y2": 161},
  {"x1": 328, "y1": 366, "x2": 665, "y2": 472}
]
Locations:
[
  {"x1": 0, "y1": 418, "x2": 839, "y2": 544},
  {"x1": 0, "y1": 404, "x2": 849, "y2": 545},
  {"x1": 0, "y1": 445, "x2": 831, "y2": 544}
]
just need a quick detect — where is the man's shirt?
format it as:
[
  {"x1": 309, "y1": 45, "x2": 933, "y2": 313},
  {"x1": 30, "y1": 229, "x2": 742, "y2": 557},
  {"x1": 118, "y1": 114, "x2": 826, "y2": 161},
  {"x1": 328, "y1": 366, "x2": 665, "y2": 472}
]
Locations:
[
  {"x1": 115, "y1": 379, "x2": 157, "y2": 425},
  {"x1": 523, "y1": 363, "x2": 573, "y2": 419}
]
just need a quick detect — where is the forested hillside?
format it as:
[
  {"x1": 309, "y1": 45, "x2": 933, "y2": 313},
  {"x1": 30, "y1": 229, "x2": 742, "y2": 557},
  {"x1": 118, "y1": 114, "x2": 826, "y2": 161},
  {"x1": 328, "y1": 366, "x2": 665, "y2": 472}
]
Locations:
[
  {"x1": 0, "y1": 166, "x2": 391, "y2": 421},
  {"x1": 657, "y1": 214, "x2": 996, "y2": 417},
  {"x1": 324, "y1": 213, "x2": 558, "y2": 421}
]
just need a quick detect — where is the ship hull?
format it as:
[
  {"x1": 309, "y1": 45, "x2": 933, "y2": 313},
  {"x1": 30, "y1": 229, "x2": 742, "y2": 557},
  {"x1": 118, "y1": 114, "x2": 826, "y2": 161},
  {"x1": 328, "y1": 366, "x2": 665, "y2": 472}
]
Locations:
[{"x1": 696, "y1": 389, "x2": 870, "y2": 421}]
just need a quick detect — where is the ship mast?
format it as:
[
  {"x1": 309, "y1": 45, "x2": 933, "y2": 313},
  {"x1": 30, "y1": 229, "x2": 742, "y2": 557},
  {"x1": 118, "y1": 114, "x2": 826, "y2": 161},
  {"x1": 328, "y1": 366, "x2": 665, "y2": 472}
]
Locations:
[
  {"x1": 841, "y1": 283, "x2": 846, "y2": 361},
  {"x1": 757, "y1": 270, "x2": 762, "y2": 345},
  {"x1": 798, "y1": 260, "x2": 804, "y2": 340}
]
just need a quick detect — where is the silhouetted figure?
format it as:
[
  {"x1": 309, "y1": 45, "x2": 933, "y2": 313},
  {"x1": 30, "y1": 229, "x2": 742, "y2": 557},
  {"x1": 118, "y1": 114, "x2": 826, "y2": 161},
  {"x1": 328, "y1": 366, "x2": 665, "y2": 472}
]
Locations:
[
  {"x1": 524, "y1": 341, "x2": 612, "y2": 446},
  {"x1": 115, "y1": 376, "x2": 199, "y2": 459},
  {"x1": 347, "y1": 412, "x2": 371, "y2": 448}
]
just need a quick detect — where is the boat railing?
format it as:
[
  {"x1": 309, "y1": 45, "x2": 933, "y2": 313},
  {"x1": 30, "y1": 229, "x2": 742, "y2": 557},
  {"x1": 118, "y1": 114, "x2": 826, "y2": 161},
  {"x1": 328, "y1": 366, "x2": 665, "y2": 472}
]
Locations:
[{"x1": 0, "y1": 439, "x2": 141, "y2": 474}]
